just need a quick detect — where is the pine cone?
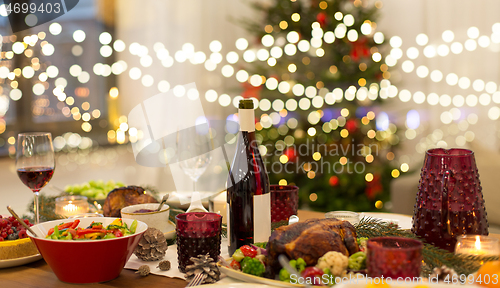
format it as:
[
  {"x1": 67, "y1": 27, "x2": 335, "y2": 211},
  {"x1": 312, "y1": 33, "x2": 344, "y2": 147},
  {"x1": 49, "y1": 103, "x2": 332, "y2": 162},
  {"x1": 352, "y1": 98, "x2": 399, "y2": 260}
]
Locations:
[
  {"x1": 136, "y1": 265, "x2": 150, "y2": 276},
  {"x1": 157, "y1": 260, "x2": 171, "y2": 271},
  {"x1": 184, "y1": 254, "x2": 220, "y2": 284},
  {"x1": 134, "y1": 228, "x2": 168, "y2": 261},
  {"x1": 430, "y1": 265, "x2": 458, "y2": 282}
]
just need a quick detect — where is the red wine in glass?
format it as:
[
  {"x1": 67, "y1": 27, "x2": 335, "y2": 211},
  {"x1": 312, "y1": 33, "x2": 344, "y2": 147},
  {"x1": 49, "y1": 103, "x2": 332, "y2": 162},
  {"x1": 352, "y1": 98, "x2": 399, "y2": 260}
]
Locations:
[
  {"x1": 16, "y1": 132, "x2": 55, "y2": 224},
  {"x1": 17, "y1": 167, "x2": 54, "y2": 191}
]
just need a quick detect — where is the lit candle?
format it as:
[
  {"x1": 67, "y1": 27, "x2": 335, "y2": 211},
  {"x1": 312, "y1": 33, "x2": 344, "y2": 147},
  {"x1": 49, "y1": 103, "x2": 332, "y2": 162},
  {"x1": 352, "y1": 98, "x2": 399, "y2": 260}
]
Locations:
[
  {"x1": 55, "y1": 196, "x2": 90, "y2": 218},
  {"x1": 209, "y1": 192, "x2": 227, "y2": 224},
  {"x1": 455, "y1": 235, "x2": 500, "y2": 256}
]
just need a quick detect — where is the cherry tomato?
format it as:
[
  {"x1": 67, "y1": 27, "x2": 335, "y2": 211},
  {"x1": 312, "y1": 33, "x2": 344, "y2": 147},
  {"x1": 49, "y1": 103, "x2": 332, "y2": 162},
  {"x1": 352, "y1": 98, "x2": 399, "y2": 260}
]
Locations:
[
  {"x1": 240, "y1": 245, "x2": 258, "y2": 258},
  {"x1": 230, "y1": 259, "x2": 241, "y2": 270},
  {"x1": 301, "y1": 266, "x2": 324, "y2": 286}
]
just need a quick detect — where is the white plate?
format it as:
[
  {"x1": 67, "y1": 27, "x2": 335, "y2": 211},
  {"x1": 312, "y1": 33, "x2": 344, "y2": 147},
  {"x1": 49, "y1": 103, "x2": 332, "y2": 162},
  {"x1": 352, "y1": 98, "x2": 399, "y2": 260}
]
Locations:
[
  {"x1": 204, "y1": 284, "x2": 279, "y2": 288},
  {"x1": 335, "y1": 283, "x2": 481, "y2": 288},
  {"x1": 162, "y1": 191, "x2": 214, "y2": 209},
  {"x1": 218, "y1": 259, "x2": 302, "y2": 288},
  {"x1": 163, "y1": 220, "x2": 176, "y2": 240},
  {"x1": 360, "y1": 212, "x2": 413, "y2": 229},
  {"x1": 0, "y1": 253, "x2": 42, "y2": 269}
]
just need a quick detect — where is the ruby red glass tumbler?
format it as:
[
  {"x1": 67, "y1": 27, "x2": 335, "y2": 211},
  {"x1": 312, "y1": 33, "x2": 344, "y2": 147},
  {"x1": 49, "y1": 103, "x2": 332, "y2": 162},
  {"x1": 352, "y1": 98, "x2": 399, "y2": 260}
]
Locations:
[
  {"x1": 270, "y1": 185, "x2": 299, "y2": 223},
  {"x1": 367, "y1": 237, "x2": 423, "y2": 278},
  {"x1": 176, "y1": 212, "x2": 222, "y2": 272}
]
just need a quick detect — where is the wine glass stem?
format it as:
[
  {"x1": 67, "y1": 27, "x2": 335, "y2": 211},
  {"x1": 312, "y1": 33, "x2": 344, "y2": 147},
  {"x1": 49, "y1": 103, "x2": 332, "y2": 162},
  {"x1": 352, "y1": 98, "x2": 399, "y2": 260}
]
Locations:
[
  {"x1": 193, "y1": 180, "x2": 197, "y2": 193},
  {"x1": 34, "y1": 191, "x2": 39, "y2": 224}
]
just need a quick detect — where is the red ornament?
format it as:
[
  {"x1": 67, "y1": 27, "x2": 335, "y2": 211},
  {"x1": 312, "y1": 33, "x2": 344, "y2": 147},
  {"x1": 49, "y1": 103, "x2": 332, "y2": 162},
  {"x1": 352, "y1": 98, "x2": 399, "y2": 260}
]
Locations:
[
  {"x1": 349, "y1": 37, "x2": 370, "y2": 61},
  {"x1": 284, "y1": 147, "x2": 297, "y2": 163},
  {"x1": 329, "y1": 176, "x2": 339, "y2": 186},
  {"x1": 365, "y1": 174, "x2": 383, "y2": 200},
  {"x1": 345, "y1": 119, "x2": 358, "y2": 133},
  {"x1": 241, "y1": 81, "x2": 262, "y2": 99},
  {"x1": 316, "y1": 12, "x2": 327, "y2": 27}
]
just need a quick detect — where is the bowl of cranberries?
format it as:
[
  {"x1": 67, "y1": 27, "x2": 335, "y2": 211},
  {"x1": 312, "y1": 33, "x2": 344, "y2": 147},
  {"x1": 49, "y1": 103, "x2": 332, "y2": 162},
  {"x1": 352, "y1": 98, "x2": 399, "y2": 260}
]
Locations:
[{"x1": 0, "y1": 215, "x2": 33, "y2": 241}]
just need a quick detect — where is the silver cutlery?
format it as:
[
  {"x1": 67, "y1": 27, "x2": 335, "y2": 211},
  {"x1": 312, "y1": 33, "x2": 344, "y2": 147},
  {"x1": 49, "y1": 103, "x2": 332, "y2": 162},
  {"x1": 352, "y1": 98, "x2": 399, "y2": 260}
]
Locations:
[
  {"x1": 185, "y1": 272, "x2": 205, "y2": 287},
  {"x1": 7, "y1": 205, "x2": 40, "y2": 238}
]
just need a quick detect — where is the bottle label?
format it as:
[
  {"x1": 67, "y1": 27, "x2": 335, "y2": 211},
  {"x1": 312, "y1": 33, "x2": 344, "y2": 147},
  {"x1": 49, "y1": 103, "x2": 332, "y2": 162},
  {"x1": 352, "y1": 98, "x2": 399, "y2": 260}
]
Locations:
[
  {"x1": 253, "y1": 193, "x2": 271, "y2": 243},
  {"x1": 227, "y1": 204, "x2": 231, "y2": 247},
  {"x1": 239, "y1": 109, "x2": 255, "y2": 132}
]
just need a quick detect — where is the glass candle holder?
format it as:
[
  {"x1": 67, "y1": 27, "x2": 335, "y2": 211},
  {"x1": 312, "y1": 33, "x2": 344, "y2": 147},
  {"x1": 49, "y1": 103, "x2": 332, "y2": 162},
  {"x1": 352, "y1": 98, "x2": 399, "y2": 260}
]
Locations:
[
  {"x1": 270, "y1": 185, "x2": 299, "y2": 223},
  {"x1": 325, "y1": 211, "x2": 360, "y2": 225},
  {"x1": 68, "y1": 213, "x2": 104, "y2": 219},
  {"x1": 208, "y1": 190, "x2": 227, "y2": 225},
  {"x1": 455, "y1": 235, "x2": 500, "y2": 256},
  {"x1": 55, "y1": 196, "x2": 89, "y2": 218},
  {"x1": 367, "y1": 236, "x2": 423, "y2": 278},
  {"x1": 176, "y1": 212, "x2": 222, "y2": 272}
]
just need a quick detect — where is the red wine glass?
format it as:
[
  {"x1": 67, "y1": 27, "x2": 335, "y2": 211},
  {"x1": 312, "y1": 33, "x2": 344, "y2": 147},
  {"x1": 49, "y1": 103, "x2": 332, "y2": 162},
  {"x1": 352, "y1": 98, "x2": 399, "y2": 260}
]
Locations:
[{"x1": 16, "y1": 132, "x2": 55, "y2": 224}]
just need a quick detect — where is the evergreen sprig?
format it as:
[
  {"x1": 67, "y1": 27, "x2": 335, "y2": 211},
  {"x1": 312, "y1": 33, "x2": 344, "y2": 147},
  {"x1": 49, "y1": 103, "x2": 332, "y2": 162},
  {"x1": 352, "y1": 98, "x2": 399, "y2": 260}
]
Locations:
[
  {"x1": 355, "y1": 217, "x2": 499, "y2": 276},
  {"x1": 25, "y1": 193, "x2": 66, "y2": 222}
]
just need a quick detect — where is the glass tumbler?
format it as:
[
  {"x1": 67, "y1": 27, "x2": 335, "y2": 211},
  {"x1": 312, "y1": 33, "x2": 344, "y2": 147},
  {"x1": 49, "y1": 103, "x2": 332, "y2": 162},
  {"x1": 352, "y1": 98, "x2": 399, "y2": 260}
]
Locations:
[
  {"x1": 367, "y1": 236, "x2": 423, "y2": 278},
  {"x1": 270, "y1": 185, "x2": 299, "y2": 223},
  {"x1": 176, "y1": 212, "x2": 222, "y2": 272},
  {"x1": 325, "y1": 211, "x2": 360, "y2": 225}
]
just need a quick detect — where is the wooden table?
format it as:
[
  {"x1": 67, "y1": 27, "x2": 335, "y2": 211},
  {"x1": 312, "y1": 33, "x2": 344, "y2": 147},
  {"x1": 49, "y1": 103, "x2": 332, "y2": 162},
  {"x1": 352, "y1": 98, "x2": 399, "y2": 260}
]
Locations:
[{"x1": 1, "y1": 211, "x2": 498, "y2": 287}]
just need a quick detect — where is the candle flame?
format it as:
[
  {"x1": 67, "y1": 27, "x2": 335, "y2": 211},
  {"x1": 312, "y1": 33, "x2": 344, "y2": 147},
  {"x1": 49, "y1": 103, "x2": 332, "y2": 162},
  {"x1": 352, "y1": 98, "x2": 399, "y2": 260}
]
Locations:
[
  {"x1": 475, "y1": 235, "x2": 482, "y2": 250},
  {"x1": 63, "y1": 203, "x2": 78, "y2": 212}
]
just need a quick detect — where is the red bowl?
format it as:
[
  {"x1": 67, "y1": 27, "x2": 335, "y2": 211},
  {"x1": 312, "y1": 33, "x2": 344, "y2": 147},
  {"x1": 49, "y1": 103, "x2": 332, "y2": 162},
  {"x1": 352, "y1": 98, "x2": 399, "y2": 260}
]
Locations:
[{"x1": 27, "y1": 217, "x2": 147, "y2": 284}]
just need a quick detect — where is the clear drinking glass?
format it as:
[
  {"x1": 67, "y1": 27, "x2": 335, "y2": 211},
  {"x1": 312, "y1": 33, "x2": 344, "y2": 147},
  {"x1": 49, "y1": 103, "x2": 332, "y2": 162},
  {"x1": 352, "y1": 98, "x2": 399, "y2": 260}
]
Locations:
[
  {"x1": 177, "y1": 125, "x2": 212, "y2": 193},
  {"x1": 16, "y1": 132, "x2": 55, "y2": 224},
  {"x1": 325, "y1": 211, "x2": 360, "y2": 225}
]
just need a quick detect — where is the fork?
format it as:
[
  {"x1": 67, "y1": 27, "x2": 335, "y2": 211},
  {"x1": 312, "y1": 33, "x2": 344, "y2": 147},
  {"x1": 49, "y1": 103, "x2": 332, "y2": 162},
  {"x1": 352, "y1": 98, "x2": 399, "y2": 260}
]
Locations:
[{"x1": 185, "y1": 273, "x2": 205, "y2": 287}]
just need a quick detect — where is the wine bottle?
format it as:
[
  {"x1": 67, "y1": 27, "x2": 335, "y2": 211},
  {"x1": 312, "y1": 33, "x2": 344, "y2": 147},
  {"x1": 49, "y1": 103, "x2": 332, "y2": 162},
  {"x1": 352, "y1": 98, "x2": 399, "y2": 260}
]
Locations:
[{"x1": 227, "y1": 99, "x2": 271, "y2": 255}]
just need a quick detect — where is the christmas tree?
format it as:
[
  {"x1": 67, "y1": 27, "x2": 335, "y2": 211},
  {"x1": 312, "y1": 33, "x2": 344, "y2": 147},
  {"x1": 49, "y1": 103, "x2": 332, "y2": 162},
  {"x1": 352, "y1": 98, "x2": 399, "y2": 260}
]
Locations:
[{"x1": 239, "y1": 0, "x2": 399, "y2": 212}]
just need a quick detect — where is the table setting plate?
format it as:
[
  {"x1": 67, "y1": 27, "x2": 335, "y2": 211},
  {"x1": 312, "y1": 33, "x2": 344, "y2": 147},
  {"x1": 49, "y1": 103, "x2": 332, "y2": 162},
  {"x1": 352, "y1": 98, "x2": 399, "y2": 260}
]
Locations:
[
  {"x1": 162, "y1": 191, "x2": 214, "y2": 209},
  {"x1": 360, "y1": 212, "x2": 413, "y2": 229},
  {"x1": 0, "y1": 253, "x2": 42, "y2": 269},
  {"x1": 163, "y1": 220, "x2": 176, "y2": 240},
  {"x1": 218, "y1": 213, "x2": 413, "y2": 287},
  {"x1": 218, "y1": 258, "x2": 302, "y2": 288},
  {"x1": 335, "y1": 283, "x2": 482, "y2": 288},
  {"x1": 204, "y1": 283, "x2": 281, "y2": 288}
]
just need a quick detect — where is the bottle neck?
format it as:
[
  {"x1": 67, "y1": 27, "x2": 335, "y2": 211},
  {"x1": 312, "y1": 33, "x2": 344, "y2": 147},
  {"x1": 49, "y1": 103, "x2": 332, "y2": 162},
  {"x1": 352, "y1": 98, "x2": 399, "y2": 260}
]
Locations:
[{"x1": 238, "y1": 108, "x2": 255, "y2": 132}]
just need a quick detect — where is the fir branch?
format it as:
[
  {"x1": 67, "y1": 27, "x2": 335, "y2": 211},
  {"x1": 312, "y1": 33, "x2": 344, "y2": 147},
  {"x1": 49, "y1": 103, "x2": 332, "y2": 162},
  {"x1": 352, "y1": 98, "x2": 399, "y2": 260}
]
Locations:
[
  {"x1": 355, "y1": 217, "x2": 499, "y2": 276},
  {"x1": 142, "y1": 185, "x2": 160, "y2": 201},
  {"x1": 26, "y1": 193, "x2": 66, "y2": 222}
]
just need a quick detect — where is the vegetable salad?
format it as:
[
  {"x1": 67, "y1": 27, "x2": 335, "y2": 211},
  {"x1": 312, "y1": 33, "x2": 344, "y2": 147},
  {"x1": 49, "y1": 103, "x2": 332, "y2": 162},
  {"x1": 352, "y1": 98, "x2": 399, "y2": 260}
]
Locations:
[
  {"x1": 229, "y1": 238, "x2": 368, "y2": 286},
  {"x1": 45, "y1": 218, "x2": 137, "y2": 240}
]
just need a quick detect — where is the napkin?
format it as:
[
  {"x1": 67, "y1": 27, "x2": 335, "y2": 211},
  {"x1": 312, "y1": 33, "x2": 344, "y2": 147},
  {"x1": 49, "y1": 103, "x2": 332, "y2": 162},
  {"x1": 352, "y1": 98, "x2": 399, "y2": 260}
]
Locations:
[{"x1": 125, "y1": 238, "x2": 230, "y2": 280}]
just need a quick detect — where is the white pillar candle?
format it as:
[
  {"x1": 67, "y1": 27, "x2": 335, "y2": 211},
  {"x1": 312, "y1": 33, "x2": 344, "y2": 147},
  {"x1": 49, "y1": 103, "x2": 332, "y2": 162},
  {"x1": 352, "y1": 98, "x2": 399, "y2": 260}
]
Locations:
[{"x1": 212, "y1": 192, "x2": 227, "y2": 224}]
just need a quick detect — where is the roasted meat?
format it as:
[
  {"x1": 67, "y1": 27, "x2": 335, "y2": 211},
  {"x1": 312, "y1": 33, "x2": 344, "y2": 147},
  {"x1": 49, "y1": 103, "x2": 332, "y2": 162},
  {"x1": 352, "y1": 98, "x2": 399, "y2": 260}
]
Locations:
[
  {"x1": 102, "y1": 185, "x2": 158, "y2": 217},
  {"x1": 266, "y1": 218, "x2": 359, "y2": 277}
]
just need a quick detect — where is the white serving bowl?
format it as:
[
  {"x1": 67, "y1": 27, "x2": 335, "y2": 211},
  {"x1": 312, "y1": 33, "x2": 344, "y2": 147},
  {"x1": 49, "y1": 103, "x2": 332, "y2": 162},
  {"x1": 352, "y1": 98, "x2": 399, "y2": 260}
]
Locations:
[{"x1": 121, "y1": 203, "x2": 170, "y2": 233}]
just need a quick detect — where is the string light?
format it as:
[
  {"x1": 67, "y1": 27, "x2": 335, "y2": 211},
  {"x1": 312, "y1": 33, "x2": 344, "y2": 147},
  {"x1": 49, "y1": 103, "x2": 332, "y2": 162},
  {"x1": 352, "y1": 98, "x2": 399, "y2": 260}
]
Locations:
[{"x1": 5, "y1": 15, "x2": 495, "y2": 154}]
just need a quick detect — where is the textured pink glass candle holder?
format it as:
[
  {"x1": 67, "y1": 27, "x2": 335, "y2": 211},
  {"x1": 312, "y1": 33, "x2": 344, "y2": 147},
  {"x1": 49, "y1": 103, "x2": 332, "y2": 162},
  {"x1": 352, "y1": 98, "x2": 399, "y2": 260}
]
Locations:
[
  {"x1": 270, "y1": 185, "x2": 299, "y2": 223},
  {"x1": 176, "y1": 212, "x2": 222, "y2": 272},
  {"x1": 367, "y1": 237, "x2": 423, "y2": 278}
]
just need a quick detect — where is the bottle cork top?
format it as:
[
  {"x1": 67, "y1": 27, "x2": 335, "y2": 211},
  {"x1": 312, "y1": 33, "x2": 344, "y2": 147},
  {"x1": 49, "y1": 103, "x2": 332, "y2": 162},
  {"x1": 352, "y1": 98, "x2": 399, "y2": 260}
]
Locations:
[{"x1": 239, "y1": 99, "x2": 254, "y2": 109}]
